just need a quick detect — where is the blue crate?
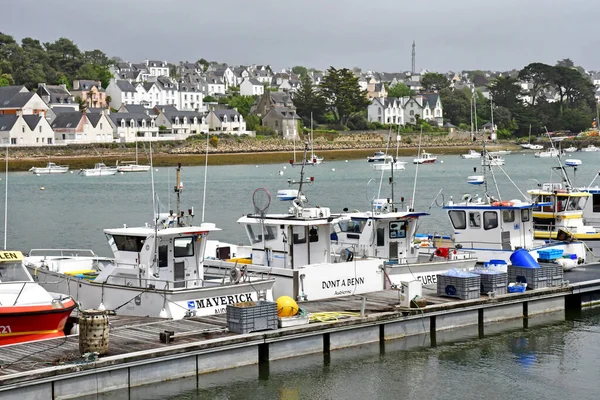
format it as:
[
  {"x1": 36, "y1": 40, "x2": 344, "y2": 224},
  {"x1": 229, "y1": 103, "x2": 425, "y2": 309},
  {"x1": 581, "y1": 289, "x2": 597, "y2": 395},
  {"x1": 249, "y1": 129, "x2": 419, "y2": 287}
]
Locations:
[
  {"x1": 562, "y1": 253, "x2": 577, "y2": 260},
  {"x1": 537, "y1": 249, "x2": 563, "y2": 261},
  {"x1": 508, "y1": 283, "x2": 527, "y2": 293}
]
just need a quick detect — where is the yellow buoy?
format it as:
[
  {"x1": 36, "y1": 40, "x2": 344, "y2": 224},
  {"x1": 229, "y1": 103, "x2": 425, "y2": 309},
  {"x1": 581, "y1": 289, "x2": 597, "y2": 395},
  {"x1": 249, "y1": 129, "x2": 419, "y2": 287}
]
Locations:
[{"x1": 276, "y1": 296, "x2": 298, "y2": 317}]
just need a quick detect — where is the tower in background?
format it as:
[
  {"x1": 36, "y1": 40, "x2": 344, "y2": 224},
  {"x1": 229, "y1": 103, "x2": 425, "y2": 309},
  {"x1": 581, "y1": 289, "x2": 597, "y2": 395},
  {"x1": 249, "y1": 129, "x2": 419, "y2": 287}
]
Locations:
[{"x1": 411, "y1": 40, "x2": 416, "y2": 74}]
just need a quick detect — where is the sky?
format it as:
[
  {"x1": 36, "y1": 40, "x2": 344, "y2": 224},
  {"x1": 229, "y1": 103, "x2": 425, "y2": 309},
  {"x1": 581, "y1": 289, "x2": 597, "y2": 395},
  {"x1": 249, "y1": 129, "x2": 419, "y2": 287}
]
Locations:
[{"x1": 3, "y1": 0, "x2": 599, "y2": 73}]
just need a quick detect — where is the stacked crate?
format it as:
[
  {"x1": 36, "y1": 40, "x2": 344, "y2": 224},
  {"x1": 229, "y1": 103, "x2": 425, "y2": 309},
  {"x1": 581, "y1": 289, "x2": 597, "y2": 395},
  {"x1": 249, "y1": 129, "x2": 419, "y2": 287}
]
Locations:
[
  {"x1": 474, "y1": 269, "x2": 508, "y2": 295},
  {"x1": 437, "y1": 272, "x2": 481, "y2": 300}
]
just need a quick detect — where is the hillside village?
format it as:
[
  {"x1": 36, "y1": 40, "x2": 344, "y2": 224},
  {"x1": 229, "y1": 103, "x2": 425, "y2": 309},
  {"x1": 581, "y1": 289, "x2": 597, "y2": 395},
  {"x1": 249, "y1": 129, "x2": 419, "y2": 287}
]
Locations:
[{"x1": 1, "y1": 48, "x2": 600, "y2": 147}]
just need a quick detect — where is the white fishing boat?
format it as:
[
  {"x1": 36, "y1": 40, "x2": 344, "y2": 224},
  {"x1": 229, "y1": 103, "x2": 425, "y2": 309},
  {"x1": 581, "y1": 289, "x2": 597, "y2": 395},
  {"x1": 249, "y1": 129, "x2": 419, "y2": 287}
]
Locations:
[
  {"x1": 481, "y1": 153, "x2": 505, "y2": 166},
  {"x1": 564, "y1": 146, "x2": 577, "y2": 153},
  {"x1": 367, "y1": 151, "x2": 391, "y2": 163},
  {"x1": 25, "y1": 164, "x2": 275, "y2": 319},
  {"x1": 116, "y1": 141, "x2": 151, "y2": 172},
  {"x1": 372, "y1": 159, "x2": 406, "y2": 171},
  {"x1": 28, "y1": 162, "x2": 69, "y2": 175},
  {"x1": 534, "y1": 148, "x2": 560, "y2": 158},
  {"x1": 413, "y1": 151, "x2": 437, "y2": 164},
  {"x1": 460, "y1": 150, "x2": 481, "y2": 159},
  {"x1": 79, "y1": 163, "x2": 118, "y2": 177},
  {"x1": 304, "y1": 113, "x2": 323, "y2": 165},
  {"x1": 489, "y1": 150, "x2": 512, "y2": 156},
  {"x1": 581, "y1": 145, "x2": 600, "y2": 152}
]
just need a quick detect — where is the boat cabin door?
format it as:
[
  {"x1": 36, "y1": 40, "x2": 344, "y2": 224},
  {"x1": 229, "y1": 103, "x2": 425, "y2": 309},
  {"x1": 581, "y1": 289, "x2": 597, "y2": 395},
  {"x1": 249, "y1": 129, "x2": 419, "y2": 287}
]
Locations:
[{"x1": 158, "y1": 235, "x2": 202, "y2": 289}]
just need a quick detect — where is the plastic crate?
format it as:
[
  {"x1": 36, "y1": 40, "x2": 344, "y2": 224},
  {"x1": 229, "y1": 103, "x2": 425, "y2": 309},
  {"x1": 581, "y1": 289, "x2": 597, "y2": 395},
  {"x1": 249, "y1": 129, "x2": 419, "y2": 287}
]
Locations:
[
  {"x1": 508, "y1": 283, "x2": 527, "y2": 293},
  {"x1": 436, "y1": 274, "x2": 481, "y2": 300},
  {"x1": 537, "y1": 249, "x2": 563, "y2": 261},
  {"x1": 540, "y1": 263, "x2": 564, "y2": 287},
  {"x1": 226, "y1": 301, "x2": 278, "y2": 334},
  {"x1": 474, "y1": 270, "x2": 508, "y2": 295},
  {"x1": 508, "y1": 265, "x2": 548, "y2": 290}
]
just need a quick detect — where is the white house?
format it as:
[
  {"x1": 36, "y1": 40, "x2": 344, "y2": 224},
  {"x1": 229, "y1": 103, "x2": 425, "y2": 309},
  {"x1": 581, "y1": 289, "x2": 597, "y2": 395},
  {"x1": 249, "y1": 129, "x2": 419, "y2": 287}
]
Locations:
[
  {"x1": 145, "y1": 60, "x2": 169, "y2": 77},
  {"x1": 205, "y1": 77, "x2": 226, "y2": 95},
  {"x1": 0, "y1": 114, "x2": 55, "y2": 145},
  {"x1": 211, "y1": 67, "x2": 235, "y2": 89},
  {"x1": 367, "y1": 97, "x2": 405, "y2": 125},
  {"x1": 240, "y1": 78, "x2": 264, "y2": 96},
  {"x1": 207, "y1": 109, "x2": 246, "y2": 134},
  {"x1": 136, "y1": 82, "x2": 162, "y2": 108},
  {"x1": 178, "y1": 83, "x2": 204, "y2": 111},
  {"x1": 233, "y1": 67, "x2": 251, "y2": 86},
  {"x1": 51, "y1": 111, "x2": 114, "y2": 144},
  {"x1": 254, "y1": 69, "x2": 272, "y2": 84},
  {"x1": 155, "y1": 76, "x2": 180, "y2": 108},
  {"x1": 106, "y1": 79, "x2": 141, "y2": 109},
  {"x1": 155, "y1": 110, "x2": 208, "y2": 138},
  {"x1": 109, "y1": 112, "x2": 159, "y2": 142}
]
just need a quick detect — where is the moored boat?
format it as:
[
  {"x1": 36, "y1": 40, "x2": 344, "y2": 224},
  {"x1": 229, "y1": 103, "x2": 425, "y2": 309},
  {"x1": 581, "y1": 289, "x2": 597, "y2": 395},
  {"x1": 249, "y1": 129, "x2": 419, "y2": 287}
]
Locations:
[
  {"x1": 367, "y1": 151, "x2": 391, "y2": 163},
  {"x1": 413, "y1": 151, "x2": 437, "y2": 164},
  {"x1": 581, "y1": 145, "x2": 600, "y2": 152},
  {"x1": 460, "y1": 150, "x2": 481, "y2": 159},
  {"x1": 534, "y1": 148, "x2": 560, "y2": 158},
  {"x1": 29, "y1": 162, "x2": 69, "y2": 175},
  {"x1": 80, "y1": 163, "x2": 118, "y2": 177},
  {"x1": 1, "y1": 250, "x2": 76, "y2": 346}
]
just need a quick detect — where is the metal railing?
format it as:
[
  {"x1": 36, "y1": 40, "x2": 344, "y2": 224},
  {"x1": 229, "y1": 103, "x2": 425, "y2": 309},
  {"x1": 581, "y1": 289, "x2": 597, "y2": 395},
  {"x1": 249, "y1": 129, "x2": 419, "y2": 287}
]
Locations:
[{"x1": 27, "y1": 248, "x2": 99, "y2": 258}]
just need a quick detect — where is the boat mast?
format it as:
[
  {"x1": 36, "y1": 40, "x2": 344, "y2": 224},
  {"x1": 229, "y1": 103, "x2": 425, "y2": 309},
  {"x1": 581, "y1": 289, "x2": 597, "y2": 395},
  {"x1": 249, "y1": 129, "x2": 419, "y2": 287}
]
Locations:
[
  {"x1": 202, "y1": 133, "x2": 209, "y2": 222},
  {"x1": 410, "y1": 127, "x2": 422, "y2": 212},
  {"x1": 174, "y1": 162, "x2": 182, "y2": 223},
  {"x1": 3, "y1": 146, "x2": 7, "y2": 250}
]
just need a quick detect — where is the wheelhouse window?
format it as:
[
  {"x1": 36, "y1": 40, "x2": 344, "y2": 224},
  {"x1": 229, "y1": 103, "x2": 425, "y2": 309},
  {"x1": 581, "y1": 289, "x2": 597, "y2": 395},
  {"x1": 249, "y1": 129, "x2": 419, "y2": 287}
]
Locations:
[
  {"x1": 389, "y1": 221, "x2": 407, "y2": 239},
  {"x1": 173, "y1": 237, "x2": 194, "y2": 257},
  {"x1": 484, "y1": 211, "x2": 498, "y2": 230},
  {"x1": 502, "y1": 209, "x2": 515, "y2": 223},
  {"x1": 448, "y1": 210, "x2": 466, "y2": 230},
  {"x1": 377, "y1": 227, "x2": 385, "y2": 246},
  {"x1": 593, "y1": 194, "x2": 600, "y2": 213},
  {"x1": 469, "y1": 212, "x2": 481, "y2": 228},
  {"x1": 0, "y1": 261, "x2": 30, "y2": 282},
  {"x1": 292, "y1": 226, "x2": 306, "y2": 244},
  {"x1": 565, "y1": 196, "x2": 587, "y2": 211},
  {"x1": 246, "y1": 225, "x2": 277, "y2": 244},
  {"x1": 158, "y1": 245, "x2": 169, "y2": 267},
  {"x1": 521, "y1": 208, "x2": 531, "y2": 222},
  {"x1": 337, "y1": 219, "x2": 366, "y2": 233},
  {"x1": 111, "y1": 235, "x2": 145, "y2": 252}
]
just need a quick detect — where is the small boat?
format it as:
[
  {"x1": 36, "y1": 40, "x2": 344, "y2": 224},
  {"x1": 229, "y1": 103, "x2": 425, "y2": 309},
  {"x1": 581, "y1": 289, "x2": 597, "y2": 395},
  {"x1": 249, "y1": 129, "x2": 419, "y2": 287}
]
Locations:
[
  {"x1": 413, "y1": 151, "x2": 437, "y2": 164},
  {"x1": 530, "y1": 144, "x2": 544, "y2": 150},
  {"x1": 116, "y1": 141, "x2": 151, "y2": 172},
  {"x1": 581, "y1": 145, "x2": 600, "y2": 152},
  {"x1": 367, "y1": 151, "x2": 392, "y2": 163},
  {"x1": 79, "y1": 163, "x2": 118, "y2": 177},
  {"x1": 482, "y1": 153, "x2": 505, "y2": 166},
  {"x1": 534, "y1": 148, "x2": 560, "y2": 158},
  {"x1": 372, "y1": 159, "x2": 407, "y2": 171},
  {"x1": 28, "y1": 162, "x2": 69, "y2": 175},
  {"x1": 489, "y1": 150, "x2": 512, "y2": 155},
  {"x1": 564, "y1": 146, "x2": 577, "y2": 153},
  {"x1": 520, "y1": 143, "x2": 533, "y2": 149},
  {"x1": 467, "y1": 175, "x2": 485, "y2": 185},
  {"x1": 1, "y1": 250, "x2": 76, "y2": 346},
  {"x1": 460, "y1": 150, "x2": 481, "y2": 159}
]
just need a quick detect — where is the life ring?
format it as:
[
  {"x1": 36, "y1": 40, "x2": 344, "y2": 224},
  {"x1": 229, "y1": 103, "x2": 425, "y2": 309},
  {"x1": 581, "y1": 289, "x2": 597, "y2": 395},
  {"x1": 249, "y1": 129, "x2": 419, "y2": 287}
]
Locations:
[{"x1": 491, "y1": 201, "x2": 514, "y2": 207}]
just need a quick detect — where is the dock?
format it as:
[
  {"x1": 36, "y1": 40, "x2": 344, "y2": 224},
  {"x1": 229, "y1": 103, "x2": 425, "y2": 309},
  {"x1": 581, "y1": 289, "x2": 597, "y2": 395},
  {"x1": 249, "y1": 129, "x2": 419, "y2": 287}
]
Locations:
[{"x1": 2, "y1": 265, "x2": 600, "y2": 400}]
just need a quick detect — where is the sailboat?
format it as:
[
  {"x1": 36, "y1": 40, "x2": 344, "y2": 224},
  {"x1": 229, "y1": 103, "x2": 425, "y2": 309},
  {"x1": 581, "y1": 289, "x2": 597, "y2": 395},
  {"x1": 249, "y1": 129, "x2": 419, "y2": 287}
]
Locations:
[
  {"x1": 521, "y1": 125, "x2": 543, "y2": 150},
  {"x1": 117, "y1": 140, "x2": 151, "y2": 172},
  {"x1": 305, "y1": 113, "x2": 323, "y2": 165}
]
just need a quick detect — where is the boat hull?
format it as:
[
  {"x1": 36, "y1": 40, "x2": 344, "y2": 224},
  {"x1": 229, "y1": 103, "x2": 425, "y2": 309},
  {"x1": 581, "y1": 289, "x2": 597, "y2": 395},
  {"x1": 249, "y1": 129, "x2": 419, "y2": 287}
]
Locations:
[
  {"x1": 29, "y1": 167, "x2": 69, "y2": 174},
  {"x1": 372, "y1": 162, "x2": 406, "y2": 171},
  {"x1": 27, "y1": 267, "x2": 274, "y2": 320},
  {"x1": 0, "y1": 297, "x2": 76, "y2": 346},
  {"x1": 116, "y1": 165, "x2": 151, "y2": 172},
  {"x1": 81, "y1": 169, "x2": 118, "y2": 176},
  {"x1": 413, "y1": 159, "x2": 436, "y2": 164}
]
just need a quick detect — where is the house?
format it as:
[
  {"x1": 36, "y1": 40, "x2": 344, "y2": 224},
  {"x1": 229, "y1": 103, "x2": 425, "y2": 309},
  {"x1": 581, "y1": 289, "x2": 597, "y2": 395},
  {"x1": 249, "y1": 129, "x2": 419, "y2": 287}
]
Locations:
[
  {"x1": 278, "y1": 78, "x2": 300, "y2": 93},
  {"x1": 154, "y1": 110, "x2": 208, "y2": 138},
  {"x1": 367, "y1": 97, "x2": 405, "y2": 125},
  {"x1": 71, "y1": 80, "x2": 108, "y2": 109},
  {"x1": 155, "y1": 76, "x2": 179, "y2": 108},
  {"x1": 51, "y1": 111, "x2": 114, "y2": 143},
  {"x1": 117, "y1": 104, "x2": 157, "y2": 117},
  {"x1": 262, "y1": 107, "x2": 299, "y2": 138},
  {"x1": 403, "y1": 94, "x2": 443, "y2": 126},
  {"x1": 136, "y1": 81, "x2": 160, "y2": 108},
  {"x1": 240, "y1": 78, "x2": 264, "y2": 96},
  {"x1": 211, "y1": 67, "x2": 235, "y2": 88},
  {"x1": 0, "y1": 114, "x2": 54, "y2": 145},
  {"x1": 205, "y1": 77, "x2": 226, "y2": 95},
  {"x1": 206, "y1": 109, "x2": 246, "y2": 134},
  {"x1": 36, "y1": 83, "x2": 77, "y2": 111},
  {"x1": 0, "y1": 86, "x2": 48, "y2": 117},
  {"x1": 108, "y1": 112, "x2": 159, "y2": 142},
  {"x1": 106, "y1": 79, "x2": 140, "y2": 109},
  {"x1": 367, "y1": 77, "x2": 387, "y2": 99},
  {"x1": 179, "y1": 62, "x2": 202, "y2": 76},
  {"x1": 358, "y1": 77, "x2": 368, "y2": 91},
  {"x1": 145, "y1": 60, "x2": 169, "y2": 77},
  {"x1": 252, "y1": 91, "x2": 295, "y2": 117},
  {"x1": 233, "y1": 67, "x2": 250, "y2": 86},
  {"x1": 254, "y1": 69, "x2": 272, "y2": 84},
  {"x1": 178, "y1": 82, "x2": 204, "y2": 111}
]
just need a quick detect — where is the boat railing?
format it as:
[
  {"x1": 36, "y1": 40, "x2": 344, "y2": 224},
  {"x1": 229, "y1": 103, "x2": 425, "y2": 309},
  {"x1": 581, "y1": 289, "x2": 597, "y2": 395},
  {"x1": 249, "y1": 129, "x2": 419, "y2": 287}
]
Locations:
[
  {"x1": 103, "y1": 274, "x2": 204, "y2": 291},
  {"x1": 28, "y1": 248, "x2": 99, "y2": 258}
]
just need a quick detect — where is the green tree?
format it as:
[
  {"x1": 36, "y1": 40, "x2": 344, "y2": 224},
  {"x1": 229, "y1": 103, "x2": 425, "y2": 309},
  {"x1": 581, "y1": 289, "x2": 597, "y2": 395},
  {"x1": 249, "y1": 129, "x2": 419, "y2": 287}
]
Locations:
[
  {"x1": 518, "y1": 62, "x2": 553, "y2": 106},
  {"x1": 556, "y1": 58, "x2": 574, "y2": 68},
  {"x1": 292, "y1": 74, "x2": 326, "y2": 122},
  {"x1": 227, "y1": 95, "x2": 255, "y2": 117},
  {"x1": 387, "y1": 82, "x2": 413, "y2": 98},
  {"x1": 245, "y1": 114, "x2": 260, "y2": 131},
  {"x1": 57, "y1": 74, "x2": 70, "y2": 89},
  {"x1": 75, "y1": 96, "x2": 87, "y2": 113},
  {"x1": 319, "y1": 67, "x2": 370, "y2": 126},
  {"x1": 0, "y1": 73, "x2": 13, "y2": 86},
  {"x1": 76, "y1": 63, "x2": 112, "y2": 89},
  {"x1": 203, "y1": 95, "x2": 217, "y2": 103},
  {"x1": 291, "y1": 66, "x2": 308, "y2": 78},
  {"x1": 488, "y1": 76, "x2": 522, "y2": 111},
  {"x1": 439, "y1": 88, "x2": 471, "y2": 126},
  {"x1": 421, "y1": 72, "x2": 450, "y2": 91},
  {"x1": 197, "y1": 58, "x2": 209, "y2": 72}
]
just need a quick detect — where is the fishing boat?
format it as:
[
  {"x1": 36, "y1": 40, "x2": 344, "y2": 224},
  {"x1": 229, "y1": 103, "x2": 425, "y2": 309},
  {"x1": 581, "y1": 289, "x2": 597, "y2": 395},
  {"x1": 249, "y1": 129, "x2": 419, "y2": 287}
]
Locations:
[
  {"x1": 25, "y1": 164, "x2": 275, "y2": 319},
  {"x1": 534, "y1": 148, "x2": 560, "y2": 158},
  {"x1": 367, "y1": 151, "x2": 392, "y2": 163},
  {"x1": 116, "y1": 141, "x2": 151, "y2": 172},
  {"x1": 28, "y1": 162, "x2": 69, "y2": 175},
  {"x1": 79, "y1": 163, "x2": 118, "y2": 177},
  {"x1": 489, "y1": 150, "x2": 512, "y2": 156},
  {"x1": 460, "y1": 150, "x2": 481, "y2": 159},
  {"x1": 520, "y1": 125, "x2": 542, "y2": 149},
  {"x1": 413, "y1": 151, "x2": 437, "y2": 164},
  {"x1": 0, "y1": 250, "x2": 76, "y2": 346},
  {"x1": 481, "y1": 153, "x2": 505, "y2": 166},
  {"x1": 372, "y1": 131, "x2": 406, "y2": 171},
  {"x1": 564, "y1": 146, "x2": 577, "y2": 153}
]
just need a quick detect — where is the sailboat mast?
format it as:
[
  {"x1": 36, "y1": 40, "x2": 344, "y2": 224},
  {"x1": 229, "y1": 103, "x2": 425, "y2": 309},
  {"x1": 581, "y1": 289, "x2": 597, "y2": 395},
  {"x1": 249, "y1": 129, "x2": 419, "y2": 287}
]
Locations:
[
  {"x1": 3, "y1": 146, "x2": 7, "y2": 250},
  {"x1": 175, "y1": 163, "x2": 181, "y2": 222}
]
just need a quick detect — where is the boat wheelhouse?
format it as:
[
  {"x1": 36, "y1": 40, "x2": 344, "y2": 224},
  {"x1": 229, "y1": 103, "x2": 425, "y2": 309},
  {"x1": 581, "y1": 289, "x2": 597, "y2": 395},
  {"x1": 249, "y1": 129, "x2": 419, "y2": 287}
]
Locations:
[
  {"x1": 413, "y1": 151, "x2": 437, "y2": 164},
  {"x1": 367, "y1": 151, "x2": 392, "y2": 163}
]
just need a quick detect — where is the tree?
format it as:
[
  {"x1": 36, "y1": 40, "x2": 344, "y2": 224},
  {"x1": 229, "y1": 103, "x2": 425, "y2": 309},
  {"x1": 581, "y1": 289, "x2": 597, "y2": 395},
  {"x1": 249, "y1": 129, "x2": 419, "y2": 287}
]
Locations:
[
  {"x1": 439, "y1": 88, "x2": 471, "y2": 126},
  {"x1": 556, "y1": 58, "x2": 574, "y2": 68},
  {"x1": 245, "y1": 114, "x2": 260, "y2": 131},
  {"x1": 421, "y1": 72, "x2": 450, "y2": 91},
  {"x1": 76, "y1": 63, "x2": 112, "y2": 88},
  {"x1": 227, "y1": 95, "x2": 255, "y2": 117},
  {"x1": 57, "y1": 74, "x2": 70, "y2": 89},
  {"x1": 488, "y1": 76, "x2": 522, "y2": 111},
  {"x1": 0, "y1": 73, "x2": 13, "y2": 86},
  {"x1": 518, "y1": 62, "x2": 553, "y2": 106},
  {"x1": 105, "y1": 95, "x2": 112, "y2": 109},
  {"x1": 203, "y1": 95, "x2": 217, "y2": 103},
  {"x1": 291, "y1": 66, "x2": 308, "y2": 78},
  {"x1": 75, "y1": 96, "x2": 87, "y2": 113},
  {"x1": 197, "y1": 58, "x2": 209, "y2": 72},
  {"x1": 319, "y1": 67, "x2": 370, "y2": 126},
  {"x1": 387, "y1": 82, "x2": 413, "y2": 98},
  {"x1": 292, "y1": 74, "x2": 326, "y2": 123}
]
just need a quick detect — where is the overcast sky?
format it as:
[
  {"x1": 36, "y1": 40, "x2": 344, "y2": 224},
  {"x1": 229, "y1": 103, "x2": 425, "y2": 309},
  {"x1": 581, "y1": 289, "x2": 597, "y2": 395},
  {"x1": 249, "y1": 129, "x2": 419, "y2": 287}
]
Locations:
[{"x1": 3, "y1": 0, "x2": 599, "y2": 73}]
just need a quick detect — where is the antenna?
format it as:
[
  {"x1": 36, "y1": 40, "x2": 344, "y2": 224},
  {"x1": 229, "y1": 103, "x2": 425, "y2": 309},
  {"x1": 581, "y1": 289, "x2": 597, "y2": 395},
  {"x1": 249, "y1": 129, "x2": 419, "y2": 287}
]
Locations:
[
  {"x1": 410, "y1": 127, "x2": 422, "y2": 211},
  {"x1": 149, "y1": 141, "x2": 156, "y2": 217},
  {"x1": 411, "y1": 40, "x2": 416, "y2": 75},
  {"x1": 3, "y1": 146, "x2": 7, "y2": 250},
  {"x1": 201, "y1": 133, "x2": 209, "y2": 222}
]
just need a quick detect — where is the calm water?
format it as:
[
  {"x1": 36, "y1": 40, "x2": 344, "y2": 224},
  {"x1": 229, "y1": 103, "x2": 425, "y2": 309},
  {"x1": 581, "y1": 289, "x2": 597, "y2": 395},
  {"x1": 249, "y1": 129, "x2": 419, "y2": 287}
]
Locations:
[{"x1": 9, "y1": 150, "x2": 600, "y2": 399}]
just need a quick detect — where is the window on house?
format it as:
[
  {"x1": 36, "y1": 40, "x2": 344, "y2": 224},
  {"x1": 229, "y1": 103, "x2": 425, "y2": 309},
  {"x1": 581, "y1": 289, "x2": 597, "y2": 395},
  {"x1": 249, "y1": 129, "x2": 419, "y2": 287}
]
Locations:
[
  {"x1": 183, "y1": 117, "x2": 187, "y2": 124},
  {"x1": 39, "y1": 126, "x2": 42, "y2": 133},
  {"x1": 130, "y1": 120, "x2": 135, "y2": 128},
  {"x1": 48, "y1": 138, "x2": 52, "y2": 144},
  {"x1": 10, "y1": 138, "x2": 16, "y2": 145},
  {"x1": 41, "y1": 137, "x2": 44, "y2": 143},
  {"x1": 36, "y1": 138, "x2": 39, "y2": 143},
  {"x1": 410, "y1": 110, "x2": 414, "y2": 116},
  {"x1": 22, "y1": 126, "x2": 25, "y2": 133}
]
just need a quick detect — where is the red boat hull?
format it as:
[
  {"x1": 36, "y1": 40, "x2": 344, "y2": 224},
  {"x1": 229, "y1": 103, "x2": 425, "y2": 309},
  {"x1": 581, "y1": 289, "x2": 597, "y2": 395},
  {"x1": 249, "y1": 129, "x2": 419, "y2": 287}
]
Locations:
[
  {"x1": 0, "y1": 298, "x2": 76, "y2": 346},
  {"x1": 413, "y1": 159, "x2": 436, "y2": 164}
]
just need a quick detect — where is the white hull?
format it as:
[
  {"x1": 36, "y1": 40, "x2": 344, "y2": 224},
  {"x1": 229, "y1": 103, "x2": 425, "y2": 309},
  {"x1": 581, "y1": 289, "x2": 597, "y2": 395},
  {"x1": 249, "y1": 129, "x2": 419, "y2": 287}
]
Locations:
[
  {"x1": 117, "y1": 164, "x2": 151, "y2": 172},
  {"x1": 27, "y1": 267, "x2": 274, "y2": 319},
  {"x1": 29, "y1": 167, "x2": 69, "y2": 174},
  {"x1": 372, "y1": 161, "x2": 407, "y2": 171},
  {"x1": 461, "y1": 155, "x2": 481, "y2": 159},
  {"x1": 81, "y1": 168, "x2": 118, "y2": 176},
  {"x1": 534, "y1": 151, "x2": 559, "y2": 158}
]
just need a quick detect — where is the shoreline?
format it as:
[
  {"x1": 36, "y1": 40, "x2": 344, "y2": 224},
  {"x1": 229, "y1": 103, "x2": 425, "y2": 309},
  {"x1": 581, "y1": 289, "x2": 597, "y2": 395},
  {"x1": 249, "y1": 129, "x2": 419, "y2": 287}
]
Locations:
[{"x1": 5, "y1": 144, "x2": 520, "y2": 171}]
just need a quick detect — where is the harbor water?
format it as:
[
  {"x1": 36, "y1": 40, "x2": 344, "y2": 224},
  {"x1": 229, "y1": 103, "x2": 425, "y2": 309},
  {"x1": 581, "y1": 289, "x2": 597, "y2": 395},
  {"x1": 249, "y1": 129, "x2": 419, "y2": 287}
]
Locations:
[{"x1": 6, "y1": 150, "x2": 600, "y2": 399}]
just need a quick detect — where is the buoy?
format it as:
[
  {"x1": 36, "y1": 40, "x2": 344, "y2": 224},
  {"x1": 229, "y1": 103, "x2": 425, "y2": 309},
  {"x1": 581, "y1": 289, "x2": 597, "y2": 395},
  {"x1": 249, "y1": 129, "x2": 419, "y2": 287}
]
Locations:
[
  {"x1": 276, "y1": 296, "x2": 299, "y2": 317},
  {"x1": 70, "y1": 171, "x2": 74, "y2": 173},
  {"x1": 256, "y1": 165, "x2": 259, "y2": 168},
  {"x1": 36, "y1": 173, "x2": 40, "y2": 176},
  {"x1": 345, "y1": 160, "x2": 348, "y2": 162},
  {"x1": 278, "y1": 170, "x2": 283, "y2": 176},
  {"x1": 440, "y1": 160, "x2": 444, "y2": 164},
  {"x1": 40, "y1": 186, "x2": 45, "y2": 190},
  {"x1": 332, "y1": 168, "x2": 336, "y2": 171},
  {"x1": 155, "y1": 168, "x2": 158, "y2": 172},
  {"x1": 283, "y1": 166, "x2": 287, "y2": 169},
  {"x1": 120, "y1": 171, "x2": 124, "y2": 174}
]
